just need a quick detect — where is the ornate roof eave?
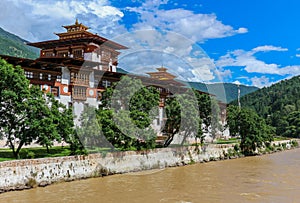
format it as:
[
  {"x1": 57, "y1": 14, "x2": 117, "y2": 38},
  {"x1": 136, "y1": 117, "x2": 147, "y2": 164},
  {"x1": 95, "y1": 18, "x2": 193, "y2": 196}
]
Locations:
[
  {"x1": 0, "y1": 55, "x2": 63, "y2": 73},
  {"x1": 27, "y1": 36, "x2": 128, "y2": 50}
]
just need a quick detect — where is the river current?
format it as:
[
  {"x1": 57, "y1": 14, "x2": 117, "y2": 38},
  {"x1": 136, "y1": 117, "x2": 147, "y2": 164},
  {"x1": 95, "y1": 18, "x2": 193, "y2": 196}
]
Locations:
[{"x1": 1, "y1": 148, "x2": 300, "y2": 203}]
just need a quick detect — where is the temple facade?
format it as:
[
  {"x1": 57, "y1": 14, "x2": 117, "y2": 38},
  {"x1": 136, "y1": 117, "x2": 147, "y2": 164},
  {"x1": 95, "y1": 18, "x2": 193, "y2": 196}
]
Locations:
[
  {"x1": 0, "y1": 20, "x2": 228, "y2": 142},
  {"x1": 26, "y1": 20, "x2": 127, "y2": 114}
]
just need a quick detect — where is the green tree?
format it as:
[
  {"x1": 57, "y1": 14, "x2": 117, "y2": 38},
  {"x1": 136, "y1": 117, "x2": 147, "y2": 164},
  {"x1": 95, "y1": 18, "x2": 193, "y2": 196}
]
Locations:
[
  {"x1": 0, "y1": 59, "x2": 34, "y2": 158},
  {"x1": 163, "y1": 90, "x2": 201, "y2": 147},
  {"x1": 77, "y1": 105, "x2": 114, "y2": 151},
  {"x1": 283, "y1": 111, "x2": 300, "y2": 138},
  {"x1": 227, "y1": 105, "x2": 273, "y2": 155},
  {"x1": 210, "y1": 97, "x2": 222, "y2": 140},
  {"x1": 0, "y1": 59, "x2": 77, "y2": 158},
  {"x1": 97, "y1": 76, "x2": 159, "y2": 150},
  {"x1": 193, "y1": 90, "x2": 222, "y2": 143},
  {"x1": 35, "y1": 94, "x2": 76, "y2": 153}
]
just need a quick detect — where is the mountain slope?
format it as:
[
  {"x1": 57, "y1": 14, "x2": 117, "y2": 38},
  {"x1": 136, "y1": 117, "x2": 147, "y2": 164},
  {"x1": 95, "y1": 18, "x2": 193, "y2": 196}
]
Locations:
[
  {"x1": 0, "y1": 27, "x2": 39, "y2": 59},
  {"x1": 231, "y1": 75, "x2": 300, "y2": 136},
  {"x1": 184, "y1": 81, "x2": 259, "y2": 103}
]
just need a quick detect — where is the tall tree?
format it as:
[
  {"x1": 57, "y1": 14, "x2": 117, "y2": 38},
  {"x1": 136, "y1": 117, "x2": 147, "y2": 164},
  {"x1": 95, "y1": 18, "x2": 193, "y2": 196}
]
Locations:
[
  {"x1": 35, "y1": 93, "x2": 75, "y2": 153},
  {"x1": 0, "y1": 59, "x2": 77, "y2": 158},
  {"x1": 97, "y1": 76, "x2": 159, "y2": 150},
  {"x1": 283, "y1": 111, "x2": 300, "y2": 138},
  {"x1": 0, "y1": 59, "x2": 49, "y2": 158},
  {"x1": 227, "y1": 105, "x2": 274, "y2": 155},
  {"x1": 163, "y1": 90, "x2": 201, "y2": 147}
]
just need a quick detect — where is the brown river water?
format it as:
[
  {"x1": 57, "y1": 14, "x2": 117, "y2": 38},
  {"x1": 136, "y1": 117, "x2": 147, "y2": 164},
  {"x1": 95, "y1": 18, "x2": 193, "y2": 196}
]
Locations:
[{"x1": 1, "y1": 148, "x2": 300, "y2": 203}]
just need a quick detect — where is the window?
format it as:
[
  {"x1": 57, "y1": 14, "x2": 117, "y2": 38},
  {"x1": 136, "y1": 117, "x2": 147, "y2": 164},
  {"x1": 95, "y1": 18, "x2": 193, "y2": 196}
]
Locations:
[
  {"x1": 73, "y1": 87, "x2": 86, "y2": 100},
  {"x1": 45, "y1": 52, "x2": 53, "y2": 57},
  {"x1": 102, "y1": 80, "x2": 111, "y2": 88},
  {"x1": 48, "y1": 74, "x2": 52, "y2": 81},
  {"x1": 57, "y1": 51, "x2": 68, "y2": 57},
  {"x1": 73, "y1": 49, "x2": 83, "y2": 58},
  {"x1": 51, "y1": 87, "x2": 59, "y2": 97},
  {"x1": 56, "y1": 75, "x2": 61, "y2": 82},
  {"x1": 71, "y1": 72, "x2": 89, "y2": 85},
  {"x1": 25, "y1": 71, "x2": 33, "y2": 79},
  {"x1": 39, "y1": 73, "x2": 43, "y2": 80}
]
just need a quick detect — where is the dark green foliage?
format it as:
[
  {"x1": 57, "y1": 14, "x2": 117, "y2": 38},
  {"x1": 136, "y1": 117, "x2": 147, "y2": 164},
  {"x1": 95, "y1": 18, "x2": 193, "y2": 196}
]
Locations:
[
  {"x1": 283, "y1": 111, "x2": 300, "y2": 138},
  {"x1": 163, "y1": 90, "x2": 204, "y2": 146},
  {"x1": 97, "y1": 76, "x2": 159, "y2": 150},
  {"x1": 0, "y1": 59, "x2": 33, "y2": 158},
  {"x1": 77, "y1": 105, "x2": 113, "y2": 151},
  {"x1": 233, "y1": 75, "x2": 300, "y2": 137},
  {"x1": 0, "y1": 27, "x2": 39, "y2": 59},
  {"x1": 226, "y1": 105, "x2": 274, "y2": 155},
  {"x1": 0, "y1": 59, "x2": 77, "y2": 158}
]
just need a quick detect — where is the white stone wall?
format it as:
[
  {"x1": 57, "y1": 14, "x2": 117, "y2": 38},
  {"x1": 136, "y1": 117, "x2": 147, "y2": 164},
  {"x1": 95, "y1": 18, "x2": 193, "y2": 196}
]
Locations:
[
  {"x1": 61, "y1": 67, "x2": 70, "y2": 85},
  {"x1": 0, "y1": 145, "x2": 233, "y2": 192},
  {"x1": 58, "y1": 95, "x2": 71, "y2": 107},
  {"x1": 84, "y1": 52, "x2": 100, "y2": 63}
]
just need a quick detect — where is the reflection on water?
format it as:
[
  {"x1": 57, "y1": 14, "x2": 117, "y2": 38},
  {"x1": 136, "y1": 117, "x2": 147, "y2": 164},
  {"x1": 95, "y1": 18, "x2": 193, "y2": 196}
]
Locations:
[{"x1": 1, "y1": 148, "x2": 300, "y2": 203}]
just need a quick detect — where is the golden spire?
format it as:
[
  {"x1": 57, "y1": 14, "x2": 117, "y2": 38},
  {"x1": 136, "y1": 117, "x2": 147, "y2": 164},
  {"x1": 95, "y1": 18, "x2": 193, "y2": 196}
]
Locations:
[{"x1": 75, "y1": 18, "x2": 79, "y2": 25}]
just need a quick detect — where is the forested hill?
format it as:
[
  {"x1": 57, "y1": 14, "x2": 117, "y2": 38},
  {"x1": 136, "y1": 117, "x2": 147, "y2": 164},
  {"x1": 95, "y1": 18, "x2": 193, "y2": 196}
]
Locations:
[
  {"x1": 185, "y1": 82, "x2": 258, "y2": 103},
  {"x1": 231, "y1": 75, "x2": 300, "y2": 137},
  {"x1": 0, "y1": 27, "x2": 39, "y2": 59}
]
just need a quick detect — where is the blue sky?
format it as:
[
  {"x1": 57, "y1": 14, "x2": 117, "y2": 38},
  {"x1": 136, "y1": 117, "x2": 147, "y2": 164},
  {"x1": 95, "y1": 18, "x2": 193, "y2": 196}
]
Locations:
[{"x1": 0, "y1": 0, "x2": 300, "y2": 87}]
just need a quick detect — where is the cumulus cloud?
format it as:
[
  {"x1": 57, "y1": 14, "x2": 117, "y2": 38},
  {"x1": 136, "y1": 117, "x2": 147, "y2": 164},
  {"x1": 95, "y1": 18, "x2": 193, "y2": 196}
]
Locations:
[
  {"x1": 0, "y1": 0, "x2": 126, "y2": 41},
  {"x1": 251, "y1": 45, "x2": 288, "y2": 53},
  {"x1": 215, "y1": 45, "x2": 300, "y2": 76},
  {"x1": 115, "y1": 0, "x2": 248, "y2": 82},
  {"x1": 115, "y1": 30, "x2": 216, "y2": 82},
  {"x1": 250, "y1": 76, "x2": 272, "y2": 87},
  {"x1": 127, "y1": 2, "x2": 248, "y2": 42}
]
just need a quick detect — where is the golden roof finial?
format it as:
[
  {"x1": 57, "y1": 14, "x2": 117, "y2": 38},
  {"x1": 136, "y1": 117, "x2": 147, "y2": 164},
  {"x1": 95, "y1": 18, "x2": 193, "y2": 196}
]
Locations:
[{"x1": 75, "y1": 18, "x2": 79, "y2": 25}]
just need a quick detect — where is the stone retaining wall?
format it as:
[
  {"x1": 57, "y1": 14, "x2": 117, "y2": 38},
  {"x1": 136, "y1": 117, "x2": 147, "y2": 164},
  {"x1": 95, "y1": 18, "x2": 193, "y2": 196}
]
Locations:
[{"x1": 0, "y1": 145, "x2": 233, "y2": 192}]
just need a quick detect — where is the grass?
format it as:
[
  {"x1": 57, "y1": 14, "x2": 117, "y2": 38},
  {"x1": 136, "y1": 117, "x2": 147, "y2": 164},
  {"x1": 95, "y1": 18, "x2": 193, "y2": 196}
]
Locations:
[
  {"x1": 0, "y1": 146, "x2": 72, "y2": 161},
  {"x1": 215, "y1": 137, "x2": 240, "y2": 144},
  {"x1": 273, "y1": 136, "x2": 292, "y2": 141},
  {"x1": 0, "y1": 146, "x2": 117, "y2": 162}
]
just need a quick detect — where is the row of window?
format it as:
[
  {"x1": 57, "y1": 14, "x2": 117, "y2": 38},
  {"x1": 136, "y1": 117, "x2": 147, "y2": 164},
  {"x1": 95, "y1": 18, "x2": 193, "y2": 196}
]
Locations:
[
  {"x1": 25, "y1": 71, "x2": 112, "y2": 89},
  {"x1": 70, "y1": 72, "x2": 89, "y2": 85},
  {"x1": 72, "y1": 87, "x2": 86, "y2": 99},
  {"x1": 25, "y1": 71, "x2": 60, "y2": 81},
  {"x1": 43, "y1": 49, "x2": 83, "y2": 58}
]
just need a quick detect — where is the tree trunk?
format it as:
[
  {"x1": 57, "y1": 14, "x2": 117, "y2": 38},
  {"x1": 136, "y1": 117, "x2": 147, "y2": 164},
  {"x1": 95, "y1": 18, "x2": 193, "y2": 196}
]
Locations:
[{"x1": 164, "y1": 134, "x2": 174, "y2": 147}]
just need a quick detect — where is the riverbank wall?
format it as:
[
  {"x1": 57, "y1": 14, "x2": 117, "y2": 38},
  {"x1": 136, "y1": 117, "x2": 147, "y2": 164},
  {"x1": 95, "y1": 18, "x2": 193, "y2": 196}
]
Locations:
[
  {"x1": 0, "y1": 144, "x2": 234, "y2": 193},
  {"x1": 0, "y1": 139, "x2": 298, "y2": 193}
]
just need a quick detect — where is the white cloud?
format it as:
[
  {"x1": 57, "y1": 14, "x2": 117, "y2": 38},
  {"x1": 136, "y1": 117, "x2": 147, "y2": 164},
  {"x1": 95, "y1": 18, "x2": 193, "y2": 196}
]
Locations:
[
  {"x1": 251, "y1": 45, "x2": 288, "y2": 53},
  {"x1": 0, "y1": 0, "x2": 125, "y2": 41},
  {"x1": 236, "y1": 27, "x2": 248, "y2": 34},
  {"x1": 296, "y1": 54, "x2": 300, "y2": 58},
  {"x1": 250, "y1": 76, "x2": 272, "y2": 87},
  {"x1": 126, "y1": 0, "x2": 247, "y2": 42},
  {"x1": 215, "y1": 45, "x2": 300, "y2": 76}
]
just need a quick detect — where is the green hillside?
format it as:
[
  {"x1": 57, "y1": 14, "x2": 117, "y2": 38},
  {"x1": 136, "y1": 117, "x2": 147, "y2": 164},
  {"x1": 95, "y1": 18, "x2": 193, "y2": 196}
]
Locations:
[
  {"x1": 0, "y1": 27, "x2": 39, "y2": 59},
  {"x1": 184, "y1": 81, "x2": 259, "y2": 103},
  {"x1": 231, "y1": 76, "x2": 300, "y2": 137}
]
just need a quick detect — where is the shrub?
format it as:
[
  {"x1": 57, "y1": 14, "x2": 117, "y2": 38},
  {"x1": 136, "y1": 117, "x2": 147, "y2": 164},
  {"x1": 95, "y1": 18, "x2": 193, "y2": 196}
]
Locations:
[
  {"x1": 292, "y1": 140, "x2": 299, "y2": 147},
  {"x1": 234, "y1": 144, "x2": 240, "y2": 152}
]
